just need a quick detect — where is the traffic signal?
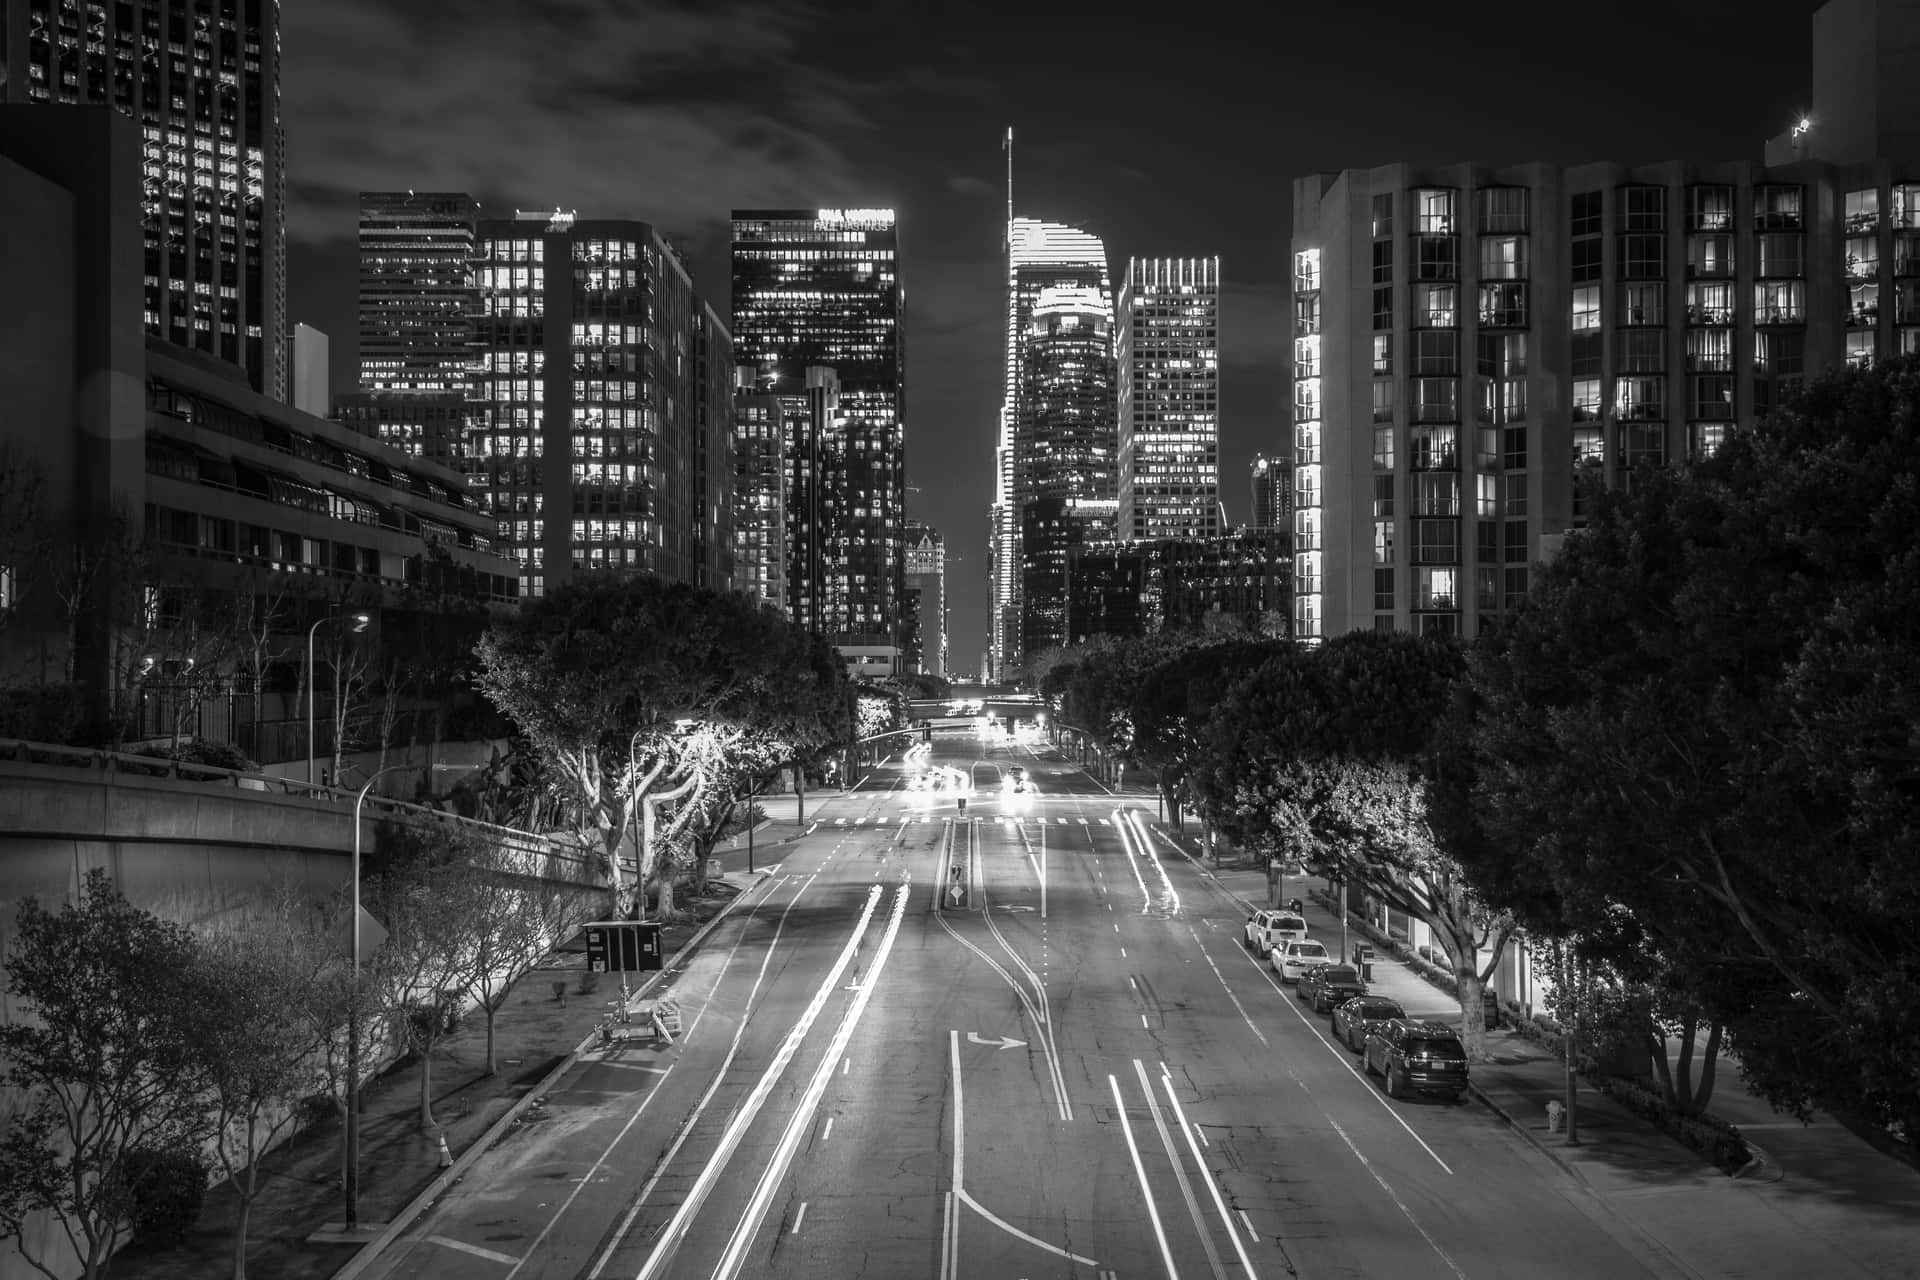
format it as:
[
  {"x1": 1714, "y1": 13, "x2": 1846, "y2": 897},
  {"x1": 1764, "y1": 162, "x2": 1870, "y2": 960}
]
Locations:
[{"x1": 583, "y1": 921, "x2": 663, "y2": 972}]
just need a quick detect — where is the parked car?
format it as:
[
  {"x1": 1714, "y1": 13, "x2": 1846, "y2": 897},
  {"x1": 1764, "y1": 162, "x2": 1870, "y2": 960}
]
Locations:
[
  {"x1": 1243, "y1": 909, "x2": 1308, "y2": 957},
  {"x1": 1363, "y1": 1019, "x2": 1469, "y2": 1102},
  {"x1": 1297, "y1": 963, "x2": 1369, "y2": 1013},
  {"x1": 1331, "y1": 996, "x2": 1406, "y2": 1052},
  {"x1": 1271, "y1": 938, "x2": 1332, "y2": 982}
]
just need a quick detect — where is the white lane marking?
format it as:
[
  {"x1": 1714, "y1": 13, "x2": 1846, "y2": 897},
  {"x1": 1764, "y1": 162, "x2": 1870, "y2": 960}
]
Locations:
[
  {"x1": 1134, "y1": 1059, "x2": 1227, "y2": 1279},
  {"x1": 629, "y1": 886, "x2": 885, "y2": 1280},
  {"x1": 790, "y1": 1202, "x2": 808, "y2": 1235},
  {"x1": 958, "y1": 1189, "x2": 1101, "y2": 1266},
  {"x1": 1328, "y1": 1116, "x2": 1469, "y2": 1279},
  {"x1": 1158, "y1": 1065, "x2": 1260, "y2": 1278},
  {"x1": 948, "y1": 1031, "x2": 966, "y2": 1280},
  {"x1": 1232, "y1": 942, "x2": 1455, "y2": 1175},
  {"x1": 1237, "y1": 1209, "x2": 1255, "y2": 1241},
  {"x1": 427, "y1": 1235, "x2": 518, "y2": 1265},
  {"x1": 1190, "y1": 927, "x2": 1267, "y2": 1047},
  {"x1": 842, "y1": 1056, "x2": 850, "y2": 1075},
  {"x1": 821, "y1": 1116, "x2": 834, "y2": 1143},
  {"x1": 1129, "y1": 976, "x2": 1138, "y2": 992},
  {"x1": 529, "y1": 874, "x2": 814, "y2": 1280},
  {"x1": 1109, "y1": 1073, "x2": 1181, "y2": 1280},
  {"x1": 1142, "y1": 1014, "x2": 1149, "y2": 1028},
  {"x1": 711, "y1": 885, "x2": 912, "y2": 1280},
  {"x1": 1121, "y1": 947, "x2": 1128, "y2": 959},
  {"x1": 940, "y1": 1191, "x2": 957, "y2": 1280}
]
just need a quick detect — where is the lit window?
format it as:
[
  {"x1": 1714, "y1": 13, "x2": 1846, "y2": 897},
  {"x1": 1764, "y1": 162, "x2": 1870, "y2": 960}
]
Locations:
[
  {"x1": 1845, "y1": 188, "x2": 1880, "y2": 235},
  {"x1": 1571, "y1": 286, "x2": 1601, "y2": 330}
]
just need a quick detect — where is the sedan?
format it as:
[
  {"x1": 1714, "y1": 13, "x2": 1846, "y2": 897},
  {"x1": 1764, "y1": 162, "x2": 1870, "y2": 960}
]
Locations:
[
  {"x1": 1331, "y1": 995, "x2": 1407, "y2": 1052},
  {"x1": 1297, "y1": 963, "x2": 1369, "y2": 1013},
  {"x1": 1271, "y1": 938, "x2": 1332, "y2": 982}
]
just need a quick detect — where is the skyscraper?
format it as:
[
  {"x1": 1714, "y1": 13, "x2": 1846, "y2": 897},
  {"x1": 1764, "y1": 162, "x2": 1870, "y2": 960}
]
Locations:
[
  {"x1": 1250, "y1": 453, "x2": 1290, "y2": 529},
  {"x1": 1117, "y1": 256, "x2": 1222, "y2": 542},
  {"x1": 2, "y1": 0, "x2": 285, "y2": 396},
  {"x1": 469, "y1": 210, "x2": 729, "y2": 597},
  {"x1": 1016, "y1": 284, "x2": 1117, "y2": 658},
  {"x1": 731, "y1": 370, "x2": 789, "y2": 612},
  {"x1": 904, "y1": 521, "x2": 947, "y2": 677},
  {"x1": 992, "y1": 217, "x2": 1112, "y2": 678},
  {"x1": 337, "y1": 191, "x2": 481, "y2": 472},
  {"x1": 731, "y1": 208, "x2": 906, "y2": 663}
]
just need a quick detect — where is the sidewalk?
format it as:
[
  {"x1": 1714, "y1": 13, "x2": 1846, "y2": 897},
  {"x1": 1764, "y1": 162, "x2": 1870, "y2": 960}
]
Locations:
[
  {"x1": 106, "y1": 865, "x2": 785, "y2": 1280},
  {"x1": 1146, "y1": 820, "x2": 1920, "y2": 1279}
]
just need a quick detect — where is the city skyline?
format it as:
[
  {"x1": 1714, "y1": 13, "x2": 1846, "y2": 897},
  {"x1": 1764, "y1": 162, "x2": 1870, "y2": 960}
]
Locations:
[{"x1": 274, "y1": 0, "x2": 1820, "y2": 672}]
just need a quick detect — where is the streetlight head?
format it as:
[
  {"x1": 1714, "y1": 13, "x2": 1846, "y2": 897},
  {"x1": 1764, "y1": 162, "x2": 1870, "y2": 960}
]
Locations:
[{"x1": 349, "y1": 612, "x2": 371, "y2": 633}]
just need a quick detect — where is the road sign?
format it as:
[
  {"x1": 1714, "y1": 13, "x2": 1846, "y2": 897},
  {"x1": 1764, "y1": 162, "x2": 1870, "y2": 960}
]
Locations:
[{"x1": 583, "y1": 921, "x2": 663, "y2": 973}]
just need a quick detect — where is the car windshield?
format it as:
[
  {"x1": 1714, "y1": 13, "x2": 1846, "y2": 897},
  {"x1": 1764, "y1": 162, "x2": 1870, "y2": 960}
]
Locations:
[{"x1": 1291, "y1": 943, "x2": 1327, "y2": 959}]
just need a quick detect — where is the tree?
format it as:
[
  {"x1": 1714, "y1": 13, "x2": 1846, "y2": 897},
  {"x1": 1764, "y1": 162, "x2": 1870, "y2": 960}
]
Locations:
[
  {"x1": 1195, "y1": 631, "x2": 1516, "y2": 1060},
  {"x1": 0, "y1": 870, "x2": 210, "y2": 1280},
  {"x1": 1468, "y1": 356, "x2": 1920, "y2": 1140},
  {"x1": 474, "y1": 575, "x2": 850, "y2": 919},
  {"x1": 191, "y1": 896, "x2": 333, "y2": 1280},
  {"x1": 458, "y1": 833, "x2": 597, "y2": 1075},
  {"x1": 1130, "y1": 637, "x2": 1292, "y2": 828}
]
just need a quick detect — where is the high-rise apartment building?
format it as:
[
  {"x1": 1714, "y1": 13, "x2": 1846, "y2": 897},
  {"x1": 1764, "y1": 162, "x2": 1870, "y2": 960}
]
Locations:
[
  {"x1": 2, "y1": 0, "x2": 285, "y2": 397},
  {"x1": 469, "y1": 210, "x2": 730, "y2": 597},
  {"x1": 1117, "y1": 256, "x2": 1222, "y2": 542},
  {"x1": 1016, "y1": 284, "x2": 1118, "y2": 658},
  {"x1": 1289, "y1": 0, "x2": 1920, "y2": 642},
  {"x1": 992, "y1": 218, "x2": 1113, "y2": 677},
  {"x1": 904, "y1": 521, "x2": 947, "y2": 677},
  {"x1": 731, "y1": 208, "x2": 906, "y2": 662}
]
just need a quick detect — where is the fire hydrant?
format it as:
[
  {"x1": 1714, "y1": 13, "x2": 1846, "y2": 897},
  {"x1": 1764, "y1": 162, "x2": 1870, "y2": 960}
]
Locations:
[
  {"x1": 1545, "y1": 1100, "x2": 1566, "y2": 1134},
  {"x1": 436, "y1": 1131, "x2": 453, "y2": 1169}
]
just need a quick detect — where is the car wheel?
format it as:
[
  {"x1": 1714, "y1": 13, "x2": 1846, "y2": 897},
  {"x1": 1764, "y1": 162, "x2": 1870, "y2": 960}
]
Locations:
[
  {"x1": 1450, "y1": 1091, "x2": 1467, "y2": 1105},
  {"x1": 1362, "y1": 1048, "x2": 1378, "y2": 1076},
  {"x1": 1385, "y1": 1066, "x2": 1405, "y2": 1099}
]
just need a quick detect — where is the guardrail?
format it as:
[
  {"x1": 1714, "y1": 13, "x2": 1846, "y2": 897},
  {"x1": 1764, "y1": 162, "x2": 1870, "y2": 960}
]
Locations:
[{"x1": 0, "y1": 736, "x2": 586, "y2": 871}]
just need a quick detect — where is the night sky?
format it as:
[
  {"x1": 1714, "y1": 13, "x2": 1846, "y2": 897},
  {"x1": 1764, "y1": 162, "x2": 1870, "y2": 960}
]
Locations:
[{"x1": 282, "y1": 0, "x2": 1821, "y2": 671}]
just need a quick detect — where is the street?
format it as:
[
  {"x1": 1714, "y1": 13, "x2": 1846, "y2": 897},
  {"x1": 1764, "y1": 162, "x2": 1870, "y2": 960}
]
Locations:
[{"x1": 358, "y1": 733, "x2": 1678, "y2": 1280}]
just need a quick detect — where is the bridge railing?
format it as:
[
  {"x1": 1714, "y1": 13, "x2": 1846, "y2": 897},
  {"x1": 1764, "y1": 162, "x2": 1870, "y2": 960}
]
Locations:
[{"x1": 0, "y1": 736, "x2": 586, "y2": 872}]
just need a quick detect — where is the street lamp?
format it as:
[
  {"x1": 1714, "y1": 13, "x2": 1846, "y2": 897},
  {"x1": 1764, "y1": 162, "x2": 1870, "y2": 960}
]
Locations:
[
  {"x1": 308, "y1": 610, "x2": 370, "y2": 788},
  {"x1": 344, "y1": 763, "x2": 404, "y2": 1232}
]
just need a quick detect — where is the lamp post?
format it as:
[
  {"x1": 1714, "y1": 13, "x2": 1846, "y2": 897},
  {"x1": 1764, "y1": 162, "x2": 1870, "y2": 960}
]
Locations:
[
  {"x1": 344, "y1": 763, "x2": 403, "y2": 1232},
  {"x1": 308, "y1": 610, "x2": 370, "y2": 788}
]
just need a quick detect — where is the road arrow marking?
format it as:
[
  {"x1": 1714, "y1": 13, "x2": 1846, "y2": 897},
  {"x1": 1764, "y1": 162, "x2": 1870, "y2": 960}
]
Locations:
[
  {"x1": 999, "y1": 904, "x2": 1035, "y2": 912},
  {"x1": 949, "y1": 885, "x2": 965, "y2": 906},
  {"x1": 966, "y1": 1032, "x2": 1027, "y2": 1050}
]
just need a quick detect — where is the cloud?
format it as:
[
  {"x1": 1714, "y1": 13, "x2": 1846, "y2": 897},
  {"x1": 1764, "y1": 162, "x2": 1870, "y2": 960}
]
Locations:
[
  {"x1": 947, "y1": 173, "x2": 994, "y2": 197},
  {"x1": 280, "y1": 0, "x2": 878, "y2": 246}
]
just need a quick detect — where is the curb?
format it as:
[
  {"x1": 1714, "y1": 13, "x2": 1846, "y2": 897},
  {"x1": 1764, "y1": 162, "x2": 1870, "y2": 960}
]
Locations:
[
  {"x1": 330, "y1": 872, "x2": 779, "y2": 1280},
  {"x1": 1467, "y1": 1080, "x2": 1590, "y2": 1188}
]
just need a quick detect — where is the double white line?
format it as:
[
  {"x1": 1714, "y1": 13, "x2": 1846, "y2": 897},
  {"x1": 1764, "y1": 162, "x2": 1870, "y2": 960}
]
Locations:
[{"x1": 1108, "y1": 1058, "x2": 1261, "y2": 1280}]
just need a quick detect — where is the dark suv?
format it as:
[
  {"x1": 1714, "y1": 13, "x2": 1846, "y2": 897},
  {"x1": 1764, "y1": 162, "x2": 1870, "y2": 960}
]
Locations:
[{"x1": 1363, "y1": 1019, "x2": 1468, "y2": 1102}]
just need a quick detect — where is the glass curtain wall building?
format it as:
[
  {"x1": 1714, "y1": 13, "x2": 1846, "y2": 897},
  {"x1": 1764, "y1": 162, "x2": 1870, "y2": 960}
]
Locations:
[
  {"x1": 1117, "y1": 256, "x2": 1222, "y2": 542},
  {"x1": 993, "y1": 217, "x2": 1112, "y2": 679},
  {"x1": 731, "y1": 209, "x2": 906, "y2": 662},
  {"x1": 2, "y1": 0, "x2": 285, "y2": 397},
  {"x1": 904, "y1": 521, "x2": 947, "y2": 676},
  {"x1": 470, "y1": 211, "x2": 727, "y2": 597},
  {"x1": 1016, "y1": 284, "x2": 1117, "y2": 658}
]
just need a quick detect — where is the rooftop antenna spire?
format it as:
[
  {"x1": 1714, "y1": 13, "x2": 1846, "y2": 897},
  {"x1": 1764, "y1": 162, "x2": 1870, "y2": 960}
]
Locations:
[{"x1": 1004, "y1": 125, "x2": 1014, "y2": 253}]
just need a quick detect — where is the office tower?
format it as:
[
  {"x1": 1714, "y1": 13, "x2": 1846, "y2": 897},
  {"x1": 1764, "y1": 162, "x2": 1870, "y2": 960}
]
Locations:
[
  {"x1": 337, "y1": 192, "x2": 482, "y2": 470},
  {"x1": 2, "y1": 0, "x2": 284, "y2": 397},
  {"x1": 470, "y1": 210, "x2": 726, "y2": 597},
  {"x1": 1117, "y1": 256, "x2": 1222, "y2": 542},
  {"x1": 732, "y1": 369, "x2": 788, "y2": 612},
  {"x1": 992, "y1": 217, "x2": 1113, "y2": 678},
  {"x1": 692, "y1": 302, "x2": 736, "y2": 592},
  {"x1": 287, "y1": 322, "x2": 328, "y2": 416},
  {"x1": 1291, "y1": 2, "x2": 1918, "y2": 642},
  {"x1": 356, "y1": 191, "x2": 480, "y2": 393},
  {"x1": 905, "y1": 521, "x2": 947, "y2": 677},
  {"x1": 1065, "y1": 532, "x2": 1290, "y2": 645},
  {"x1": 1016, "y1": 284, "x2": 1117, "y2": 658},
  {"x1": 731, "y1": 208, "x2": 906, "y2": 665},
  {"x1": 1250, "y1": 453, "x2": 1290, "y2": 529}
]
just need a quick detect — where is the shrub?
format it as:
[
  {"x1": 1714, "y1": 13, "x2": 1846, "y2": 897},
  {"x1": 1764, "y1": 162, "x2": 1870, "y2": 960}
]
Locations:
[
  {"x1": 0, "y1": 684, "x2": 87, "y2": 743},
  {"x1": 1598, "y1": 1075, "x2": 1752, "y2": 1174},
  {"x1": 114, "y1": 1147, "x2": 207, "y2": 1245},
  {"x1": 132, "y1": 739, "x2": 259, "y2": 774}
]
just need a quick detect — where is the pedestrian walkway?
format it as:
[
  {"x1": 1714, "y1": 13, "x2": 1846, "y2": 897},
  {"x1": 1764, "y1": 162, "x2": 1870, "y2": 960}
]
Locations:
[{"x1": 1146, "y1": 820, "x2": 1920, "y2": 1279}]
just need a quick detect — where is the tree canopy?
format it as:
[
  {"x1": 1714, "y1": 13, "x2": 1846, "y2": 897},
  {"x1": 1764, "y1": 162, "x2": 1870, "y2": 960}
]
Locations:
[{"x1": 1468, "y1": 356, "x2": 1920, "y2": 1137}]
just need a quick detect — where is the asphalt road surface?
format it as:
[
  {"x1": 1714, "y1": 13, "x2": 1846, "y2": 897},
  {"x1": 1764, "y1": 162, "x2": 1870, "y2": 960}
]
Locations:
[{"x1": 361, "y1": 728, "x2": 1681, "y2": 1280}]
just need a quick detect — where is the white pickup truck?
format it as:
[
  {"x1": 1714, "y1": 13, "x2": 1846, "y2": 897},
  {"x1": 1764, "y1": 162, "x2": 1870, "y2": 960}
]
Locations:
[{"x1": 1244, "y1": 909, "x2": 1308, "y2": 957}]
